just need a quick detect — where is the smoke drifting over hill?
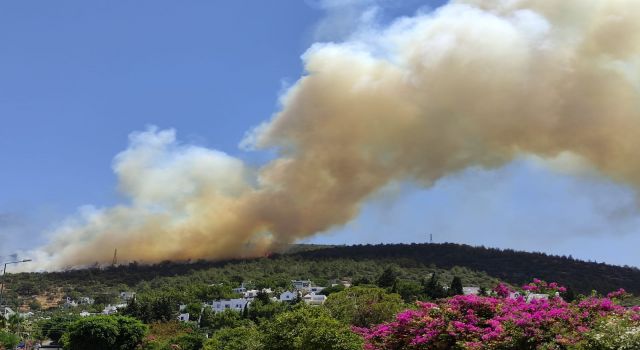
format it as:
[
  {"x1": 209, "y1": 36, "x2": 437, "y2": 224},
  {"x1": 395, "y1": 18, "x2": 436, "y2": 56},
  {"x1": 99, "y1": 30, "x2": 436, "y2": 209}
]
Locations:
[{"x1": 25, "y1": 0, "x2": 640, "y2": 269}]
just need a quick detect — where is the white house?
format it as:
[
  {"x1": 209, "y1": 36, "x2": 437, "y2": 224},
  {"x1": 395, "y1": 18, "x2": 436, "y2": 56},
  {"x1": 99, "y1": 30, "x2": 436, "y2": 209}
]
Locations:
[
  {"x1": 208, "y1": 298, "x2": 250, "y2": 313},
  {"x1": 526, "y1": 293, "x2": 549, "y2": 303},
  {"x1": 244, "y1": 288, "x2": 273, "y2": 299},
  {"x1": 102, "y1": 305, "x2": 118, "y2": 315},
  {"x1": 178, "y1": 313, "x2": 190, "y2": 322},
  {"x1": 120, "y1": 291, "x2": 136, "y2": 301},
  {"x1": 78, "y1": 297, "x2": 95, "y2": 305},
  {"x1": 463, "y1": 287, "x2": 480, "y2": 296},
  {"x1": 292, "y1": 280, "x2": 312, "y2": 291},
  {"x1": 244, "y1": 289, "x2": 260, "y2": 299},
  {"x1": 279, "y1": 291, "x2": 298, "y2": 302},
  {"x1": 102, "y1": 303, "x2": 127, "y2": 315},
  {"x1": 309, "y1": 286, "x2": 325, "y2": 294},
  {"x1": 233, "y1": 284, "x2": 247, "y2": 294},
  {"x1": 508, "y1": 291, "x2": 550, "y2": 303},
  {"x1": 303, "y1": 293, "x2": 327, "y2": 306}
]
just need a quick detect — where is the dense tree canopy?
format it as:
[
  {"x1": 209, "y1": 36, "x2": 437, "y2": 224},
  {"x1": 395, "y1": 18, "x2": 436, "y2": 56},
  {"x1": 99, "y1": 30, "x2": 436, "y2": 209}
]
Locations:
[
  {"x1": 62, "y1": 315, "x2": 147, "y2": 350},
  {"x1": 204, "y1": 325, "x2": 262, "y2": 350},
  {"x1": 324, "y1": 286, "x2": 405, "y2": 327},
  {"x1": 260, "y1": 306, "x2": 363, "y2": 350}
]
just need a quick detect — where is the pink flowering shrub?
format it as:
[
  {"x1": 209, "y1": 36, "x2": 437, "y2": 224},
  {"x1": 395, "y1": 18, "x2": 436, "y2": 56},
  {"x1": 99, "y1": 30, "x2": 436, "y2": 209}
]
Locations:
[
  {"x1": 522, "y1": 278, "x2": 567, "y2": 295},
  {"x1": 356, "y1": 281, "x2": 640, "y2": 350},
  {"x1": 492, "y1": 283, "x2": 512, "y2": 298}
]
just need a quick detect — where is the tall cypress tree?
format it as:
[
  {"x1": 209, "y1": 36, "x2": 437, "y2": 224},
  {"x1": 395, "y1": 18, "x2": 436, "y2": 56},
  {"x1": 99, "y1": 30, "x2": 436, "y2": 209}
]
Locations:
[
  {"x1": 449, "y1": 276, "x2": 463, "y2": 296},
  {"x1": 377, "y1": 267, "x2": 399, "y2": 289},
  {"x1": 424, "y1": 273, "x2": 445, "y2": 299}
]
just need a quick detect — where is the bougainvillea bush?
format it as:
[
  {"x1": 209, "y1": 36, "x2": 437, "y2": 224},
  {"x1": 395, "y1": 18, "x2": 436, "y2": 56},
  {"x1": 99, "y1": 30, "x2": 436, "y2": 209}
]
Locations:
[{"x1": 356, "y1": 280, "x2": 640, "y2": 350}]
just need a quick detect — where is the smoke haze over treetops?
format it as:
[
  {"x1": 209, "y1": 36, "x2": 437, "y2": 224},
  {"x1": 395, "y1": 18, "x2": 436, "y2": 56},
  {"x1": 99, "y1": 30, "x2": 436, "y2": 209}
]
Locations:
[{"x1": 23, "y1": 0, "x2": 640, "y2": 269}]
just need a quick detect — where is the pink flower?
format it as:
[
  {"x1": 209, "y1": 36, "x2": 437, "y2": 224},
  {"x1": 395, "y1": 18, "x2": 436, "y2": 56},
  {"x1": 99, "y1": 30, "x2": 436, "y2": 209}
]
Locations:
[
  {"x1": 358, "y1": 279, "x2": 636, "y2": 350},
  {"x1": 606, "y1": 288, "x2": 627, "y2": 299}
]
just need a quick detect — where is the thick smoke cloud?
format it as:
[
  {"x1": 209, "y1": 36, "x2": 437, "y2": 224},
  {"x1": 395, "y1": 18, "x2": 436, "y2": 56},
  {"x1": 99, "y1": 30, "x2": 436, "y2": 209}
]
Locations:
[{"x1": 24, "y1": 0, "x2": 640, "y2": 269}]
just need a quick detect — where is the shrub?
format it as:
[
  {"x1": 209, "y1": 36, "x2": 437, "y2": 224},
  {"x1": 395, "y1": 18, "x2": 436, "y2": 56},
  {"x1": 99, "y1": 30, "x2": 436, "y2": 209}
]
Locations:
[
  {"x1": 0, "y1": 330, "x2": 19, "y2": 349},
  {"x1": 62, "y1": 315, "x2": 147, "y2": 350},
  {"x1": 581, "y1": 314, "x2": 640, "y2": 350},
  {"x1": 261, "y1": 306, "x2": 363, "y2": 350},
  {"x1": 357, "y1": 280, "x2": 640, "y2": 350},
  {"x1": 325, "y1": 286, "x2": 405, "y2": 327},
  {"x1": 204, "y1": 325, "x2": 262, "y2": 350}
]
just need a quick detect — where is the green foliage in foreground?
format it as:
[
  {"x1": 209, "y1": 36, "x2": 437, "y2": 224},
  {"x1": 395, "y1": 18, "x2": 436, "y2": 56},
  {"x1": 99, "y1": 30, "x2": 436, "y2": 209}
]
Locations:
[
  {"x1": 204, "y1": 306, "x2": 362, "y2": 350},
  {"x1": 259, "y1": 306, "x2": 362, "y2": 350},
  {"x1": 37, "y1": 314, "x2": 80, "y2": 344},
  {"x1": 580, "y1": 315, "x2": 640, "y2": 350},
  {"x1": 0, "y1": 330, "x2": 20, "y2": 349},
  {"x1": 324, "y1": 286, "x2": 405, "y2": 327},
  {"x1": 61, "y1": 315, "x2": 147, "y2": 350},
  {"x1": 203, "y1": 325, "x2": 262, "y2": 350},
  {"x1": 141, "y1": 322, "x2": 205, "y2": 350}
]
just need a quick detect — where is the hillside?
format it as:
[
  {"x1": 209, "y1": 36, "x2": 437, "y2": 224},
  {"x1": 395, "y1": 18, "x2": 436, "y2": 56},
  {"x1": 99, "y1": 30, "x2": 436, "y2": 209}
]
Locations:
[
  {"x1": 290, "y1": 243, "x2": 640, "y2": 294},
  {"x1": 3, "y1": 243, "x2": 639, "y2": 311},
  {"x1": 2, "y1": 247, "x2": 501, "y2": 311}
]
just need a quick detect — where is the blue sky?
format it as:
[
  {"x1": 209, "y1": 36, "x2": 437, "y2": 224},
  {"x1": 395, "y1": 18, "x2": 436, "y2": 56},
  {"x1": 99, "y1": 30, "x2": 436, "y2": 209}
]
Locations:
[{"x1": 2, "y1": 0, "x2": 640, "y2": 267}]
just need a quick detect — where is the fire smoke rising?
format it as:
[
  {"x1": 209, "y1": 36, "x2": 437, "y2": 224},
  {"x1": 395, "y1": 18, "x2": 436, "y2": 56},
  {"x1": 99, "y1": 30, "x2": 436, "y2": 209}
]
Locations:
[{"x1": 27, "y1": 0, "x2": 640, "y2": 269}]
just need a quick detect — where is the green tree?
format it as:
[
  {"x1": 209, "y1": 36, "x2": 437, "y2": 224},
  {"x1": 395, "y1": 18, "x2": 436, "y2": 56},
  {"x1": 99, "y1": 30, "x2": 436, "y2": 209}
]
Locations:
[
  {"x1": 94, "y1": 293, "x2": 116, "y2": 305},
  {"x1": 185, "y1": 302, "x2": 203, "y2": 319},
  {"x1": 318, "y1": 284, "x2": 345, "y2": 296},
  {"x1": 255, "y1": 290, "x2": 271, "y2": 304},
  {"x1": 562, "y1": 286, "x2": 576, "y2": 302},
  {"x1": 260, "y1": 306, "x2": 362, "y2": 350},
  {"x1": 168, "y1": 332, "x2": 206, "y2": 350},
  {"x1": 449, "y1": 276, "x2": 464, "y2": 296},
  {"x1": 392, "y1": 280, "x2": 424, "y2": 302},
  {"x1": 424, "y1": 272, "x2": 446, "y2": 299},
  {"x1": 115, "y1": 316, "x2": 149, "y2": 350},
  {"x1": 204, "y1": 325, "x2": 262, "y2": 350},
  {"x1": 152, "y1": 295, "x2": 176, "y2": 322},
  {"x1": 61, "y1": 315, "x2": 147, "y2": 350},
  {"x1": 38, "y1": 314, "x2": 80, "y2": 344},
  {"x1": 324, "y1": 286, "x2": 405, "y2": 327},
  {"x1": 201, "y1": 308, "x2": 249, "y2": 331},
  {"x1": 0, "y1": 330, "x2": 19, "y2": 349},
  {"x1": 247, "y1": 298, "x2": 289, "y2": 323},
  {"x1": 124, "y1": 293, "x2": 176, "y2": 323},
  {"x1": 7, "y1": 313, "x2": 23, "y2": 333},
  {"x1": 376, "y1": 267, "x2": 399, "y2": 289},
  {"x1": 123, "y1": 295, "x2": 141, "y2": 318},
  {"x1": 29, "y1": 299, "x2": 42, "y2": 311}
]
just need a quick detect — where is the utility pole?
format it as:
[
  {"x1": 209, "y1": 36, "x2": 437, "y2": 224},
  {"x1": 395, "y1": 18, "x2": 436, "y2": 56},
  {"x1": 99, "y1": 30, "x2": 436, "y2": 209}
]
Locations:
[
  {"x1": 112, "y1": 249, "x2": 118, "y2": 266},
  {"x1": 0, "y1": 259, "x2": 32, "y2": 312},
  {"x1": 430, "y1": 234, "x2": 433, "y2": 244}
]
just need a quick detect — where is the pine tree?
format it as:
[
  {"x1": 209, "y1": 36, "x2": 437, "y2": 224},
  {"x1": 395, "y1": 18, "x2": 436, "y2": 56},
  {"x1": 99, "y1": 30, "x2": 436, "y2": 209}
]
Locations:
[
  {"x1": 449, "y1": 276, "x2": 463, "y2": 296},
  {"x1": 242, "y1": 304, "x2": 249, "y2": 318},
  {"x1": 561, "y1": 286, "x2": 576, "y2": 302},
  {"x1": 377, "y1": 267, "x2": 399, "y2": 289},
  {"x1": 424, "y1": 273, "x2": 445, "y2": 299}
]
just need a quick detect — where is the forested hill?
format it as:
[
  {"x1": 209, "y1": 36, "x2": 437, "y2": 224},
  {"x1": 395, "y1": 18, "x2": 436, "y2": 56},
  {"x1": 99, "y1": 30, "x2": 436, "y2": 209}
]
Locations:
[
  {"x1": 289, "y1": 243, "x2": 640, "y2": 294},
  {"x1": 6, "y1": 243, "x2": 639, "y2": 305}
]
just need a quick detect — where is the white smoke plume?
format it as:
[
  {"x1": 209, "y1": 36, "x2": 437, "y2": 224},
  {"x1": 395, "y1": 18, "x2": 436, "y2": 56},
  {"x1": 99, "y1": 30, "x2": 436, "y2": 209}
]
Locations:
[{"x1": 22, "y1": 0, "x2": 640, "y2": 269}]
